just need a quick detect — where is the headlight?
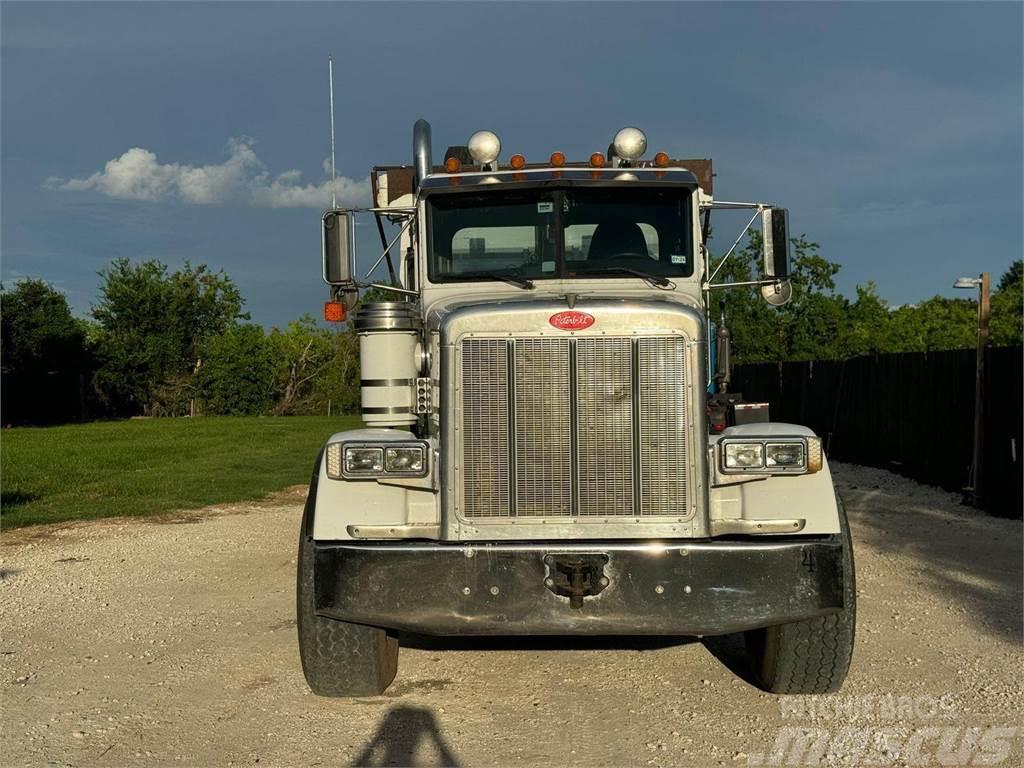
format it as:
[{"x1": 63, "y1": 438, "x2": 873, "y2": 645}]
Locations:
[
  {"x1": 766, "y1": 442, "x2": 805, "y2": 468},
  {"x1": 385, "y1": 446, "x2": 424, "y2": 473},
  {"x1": 720, "y1": 437, "x2": 822, "y2": 475},
  {"x1": 345, "y1": 447, "x2": 383, "y2": 475},
  {"x1": 325, "y1": 441, "x2": 429, "y2": 480},
  {"x1": 724, "y1": 442, "x2": 765, "y2": 469}
]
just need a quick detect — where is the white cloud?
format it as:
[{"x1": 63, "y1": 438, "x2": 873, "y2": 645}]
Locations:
[{"x1": 46, "y1": 138, "x2": 369, "y2": 208}]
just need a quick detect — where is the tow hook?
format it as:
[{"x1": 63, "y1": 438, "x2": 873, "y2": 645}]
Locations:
[{"x1": 543, "y1": 553, "x2": 610, "y2": 609}]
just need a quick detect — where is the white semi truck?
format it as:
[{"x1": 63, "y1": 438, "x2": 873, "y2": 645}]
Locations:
[{"x1": 298, "y1": 122, "x2": 855, "y2": 697}]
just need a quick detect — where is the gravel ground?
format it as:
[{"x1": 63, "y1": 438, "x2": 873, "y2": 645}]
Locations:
[{"x1": 2, "y1": 463, "x2": 1021, "y2": 767}]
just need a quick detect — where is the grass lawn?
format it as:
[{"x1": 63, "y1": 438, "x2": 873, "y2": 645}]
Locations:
[{"x1": 1, "y1": 415, "x2": 361, "y2": 529}]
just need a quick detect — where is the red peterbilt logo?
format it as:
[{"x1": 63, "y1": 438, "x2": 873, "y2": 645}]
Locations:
[{"x1": 548, "y1": 311, "x2": 595, "y2": 330}]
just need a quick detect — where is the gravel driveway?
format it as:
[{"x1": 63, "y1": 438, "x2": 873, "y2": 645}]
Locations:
[{"x1": 2, "y1": 464, "x2": 1021, "y2": 767}]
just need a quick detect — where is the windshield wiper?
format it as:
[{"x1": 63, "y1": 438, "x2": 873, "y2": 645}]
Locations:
[
  {"x1": 457, "y1": 272, "x2": 535, "y2": 289},
  {"x1": 585, "y1": 266, "x2": 672, "y2": 288}
]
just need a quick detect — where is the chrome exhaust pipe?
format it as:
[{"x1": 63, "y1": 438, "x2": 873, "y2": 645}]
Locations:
[{"x1": 413, "y1": 119, "x2": 432, "y2": 190}]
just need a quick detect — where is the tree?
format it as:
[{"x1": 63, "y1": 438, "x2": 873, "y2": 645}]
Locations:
[
  {"x1": 195, "y1": 324, "x2": 276, "y2": 415},
  {"x1": 91, "y1": 259, "x2": 246, "y2": 415},
  {"x1": 267, "y1": 316, "x2": 335, "y2": 415},
  {"x1": 1, "y1": 280, "x2": 91, "y2": 424},
  {"x1": 990, "y1": 260, "x2": 1023, "y2": 347},
  {"x1": 1, "y1": 279, "x2": 87, "y2": 376},
  {"x1": 713, "y1": 231, "x2": 853, "y2": 363}
]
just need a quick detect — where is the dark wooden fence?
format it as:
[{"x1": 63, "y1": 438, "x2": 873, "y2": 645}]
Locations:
[{"x1": 731, "y1": 346, "x2": 1023, "y2": 519}]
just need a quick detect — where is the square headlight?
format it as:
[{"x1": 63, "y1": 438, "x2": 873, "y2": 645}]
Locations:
[
  {"x1": 766, "y1": 442, "x2": 805, "y2": 469},
  {"x1": 724, "y1": 442, "x2": 764, "y2": 469},
  {"x1": 344, "y1": 446, "x2": 384, "y2": 475},
  {"x1": 385, "y1": 446, "x2": 425, "y2": 474}
]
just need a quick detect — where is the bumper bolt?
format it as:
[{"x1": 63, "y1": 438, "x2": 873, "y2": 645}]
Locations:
[
  {"x1": 489, "y1": 586, "x2": 500, "y2": 596},
  {"x1": 599, "y1": 577, "x2": 609, "y2": 587},
  {"x1": 684, "y1": 585, "x2": 692, "y2": 594},
  {"x1": 462, "y1": 586, "x2": 471, "y2": 595},
  {"x1": 655, "y1": 584, "x2": 665, "y2": 595},
  {"x1": 544, "y1": 577, "x2": 554, "y2": 588}
]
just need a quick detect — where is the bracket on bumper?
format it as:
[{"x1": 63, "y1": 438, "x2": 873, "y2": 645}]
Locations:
[{"x1": 543, "y1": 553, "x2": 609, "y2": 608}]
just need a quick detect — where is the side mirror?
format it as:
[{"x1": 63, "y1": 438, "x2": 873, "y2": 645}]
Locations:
[
  {"x1": 760, "y1": 207, "x2": 792, "y2": 306},
  {"x1": 322, "y1": 210, "x2": 356, "y2": 286},
  {"x1": 761, "y1": 207, "x2": 790, "y2": 280}
]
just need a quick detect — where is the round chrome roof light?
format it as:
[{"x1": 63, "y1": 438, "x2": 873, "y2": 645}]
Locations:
[
  {"x1": 467, "y1": 130, "x2": 501, "y2": 165},
  {"x1": 612, "y1": 127, "x2": 647, "y2": 160}
]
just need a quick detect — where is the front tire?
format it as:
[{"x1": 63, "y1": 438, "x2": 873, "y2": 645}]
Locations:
[
  {"x1": 296, "y1": 473, "x2": 398, "y2": 697},
  {"x1": 744, "y1": 493, "x2": 856, "y2": 694}
]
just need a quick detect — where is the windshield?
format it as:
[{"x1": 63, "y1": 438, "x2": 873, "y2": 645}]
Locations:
[{"x1": 427, "y1": 188, "x2": 693, "y2": 283}]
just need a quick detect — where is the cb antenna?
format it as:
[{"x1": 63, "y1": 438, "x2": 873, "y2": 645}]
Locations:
[{"x1": 328, "y1": 55, "x2": 337, "y2": 209}]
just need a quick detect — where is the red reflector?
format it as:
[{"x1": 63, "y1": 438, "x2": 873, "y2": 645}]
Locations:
[{"x1": 324, "y1": 301, "x2": 346, "y2": 322}]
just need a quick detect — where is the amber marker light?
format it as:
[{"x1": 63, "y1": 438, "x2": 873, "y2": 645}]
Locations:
[
  {"x1": 444, "y1": 156, "x2": 461, "y2": 173},
  {"x1": 589, "y1": 152, "x2": 606, "y2": 168},
  {"x1": 324, "y1": 301, "x2": 346, "y2": 323},
  {"x1": 549, "y1": 151, "x2": 566, "y2": 167},
  {"x1": 654, "y1": 152, "x2": 670, "y2": 168},
  {"x1": 509, "y1": 153, "x2": 527, "y2": 170}
]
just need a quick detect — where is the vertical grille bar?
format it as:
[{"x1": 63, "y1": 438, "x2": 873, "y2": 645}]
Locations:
[
  {"x1": 514, "y1": 338, "x2": 571, "y2": 516},
  {"x1": 638, "y1": 337, "x2": 688, "y2": 516},
  {"x1": 577, "y1": 338, "x2": 635, "y2": 516},
  {"x1": 461, "y1": 339, "x2": 510, "y2": 517}
]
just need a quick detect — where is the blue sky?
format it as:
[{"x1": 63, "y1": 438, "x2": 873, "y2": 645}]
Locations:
[{"x1": 3, "y1": 1, "x2": 1021, "y2": 327}]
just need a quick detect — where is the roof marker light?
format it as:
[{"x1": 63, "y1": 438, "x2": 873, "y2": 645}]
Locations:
[
  {"x1": 509, "y1": 153, "x2": 527, "y2": 170},
  {"x1": 589, "y1": 152, "x2": 606, "y2": 168},
  {"x1": 654, "y1": 152, "x2": 670, "y2": 168},
  {"x1": 549, "y1": 151, "x2": 566, "y2": 167},
  {"x1": 444, "y1": 156, "x2": 461, "y2": 173}
]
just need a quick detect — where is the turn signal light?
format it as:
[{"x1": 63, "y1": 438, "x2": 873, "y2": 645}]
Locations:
[
  {"x1": 589, "y1": 152, "x2": 606, "y2": 168},
  {"x1": 549, "y1": 151, "x2": 566, "y2": 167},
  {"x1": 324, "y1": 301, "x2": 346, "y2": 323},
  {"x1": 654, "y1": 152, "x2": 670, "y2": 168},
  {"x1": 509, "y1": 153, "x2": 527, "y2": 170},
  {"x1": 444, "y1": 156, "x2": 461, "y2": 173}
]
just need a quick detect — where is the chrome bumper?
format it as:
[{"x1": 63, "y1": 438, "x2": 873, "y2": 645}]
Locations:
[{"x1": 313, "y1": 538, "x2": 845, "y2": 636}]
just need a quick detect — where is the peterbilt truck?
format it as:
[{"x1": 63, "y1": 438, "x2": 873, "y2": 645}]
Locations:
[{"x1": 299, "y1": 122, "x2": 855, "y2": 697}]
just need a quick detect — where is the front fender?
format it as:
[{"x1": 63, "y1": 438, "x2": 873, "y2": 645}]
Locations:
[
  {"x1": 709, "y1": 423, "x2": 841, "y2": 535},
  {"x1": 311, "y1": 429, "x2": 440, "y2": 541}
]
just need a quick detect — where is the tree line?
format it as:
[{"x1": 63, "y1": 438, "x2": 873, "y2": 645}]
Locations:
[
  {"x1": 2, "y1": 243, "x2": 1021, "y2": 425},
  {"x1": 2, "y1": 259, "x2": 364, "y2": 424}
]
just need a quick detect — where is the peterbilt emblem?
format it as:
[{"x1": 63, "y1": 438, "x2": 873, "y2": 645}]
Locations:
[{"x1": 549, "y1": 311, "x2": 595, "y2": 330}]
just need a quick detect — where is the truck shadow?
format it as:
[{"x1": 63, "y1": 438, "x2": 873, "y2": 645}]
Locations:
[
  {"x1": 350, "y1": 704, "x2": 460, "y2": 767},
  {"x1": 399, "y1": 633, "x2": 697, "y2": 652}
]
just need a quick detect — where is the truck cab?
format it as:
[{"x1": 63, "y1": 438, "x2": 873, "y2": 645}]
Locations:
[{"x1": 298, "y1": 122, "x2": 855, "y2": 697}]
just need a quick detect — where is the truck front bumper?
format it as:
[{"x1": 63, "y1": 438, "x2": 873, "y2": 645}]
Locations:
[{"x1": 313, "y1": 538, "x2": 846, "y2": 636}]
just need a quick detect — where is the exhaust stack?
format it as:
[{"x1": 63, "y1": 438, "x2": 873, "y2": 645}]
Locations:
[{"x1": 413, "y1": 119, "x2": 432, "y2": 190}]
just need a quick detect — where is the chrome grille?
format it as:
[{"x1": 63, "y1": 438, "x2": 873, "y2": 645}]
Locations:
[
  {"x1": 461, "y1": 339, "x2": 509, "y2": 517},
  {"x1": 460, "y1": 335, "x2": 689, "y2": 519},
  {"x1": 577, "y1": 338, "x2": 635, "y2": 516},
  {"x1": 639, "y1": 338, "x2": 688, "y2": 516}
]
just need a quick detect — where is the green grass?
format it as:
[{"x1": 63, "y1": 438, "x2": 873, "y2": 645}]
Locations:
[{"x1": 1, "y1": 416, "x2": 361, "y2": 529}]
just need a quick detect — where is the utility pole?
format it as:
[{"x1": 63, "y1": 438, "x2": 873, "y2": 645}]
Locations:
[{"x1": 954, "y1": 272, "x2": 990, "y2": 507}]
